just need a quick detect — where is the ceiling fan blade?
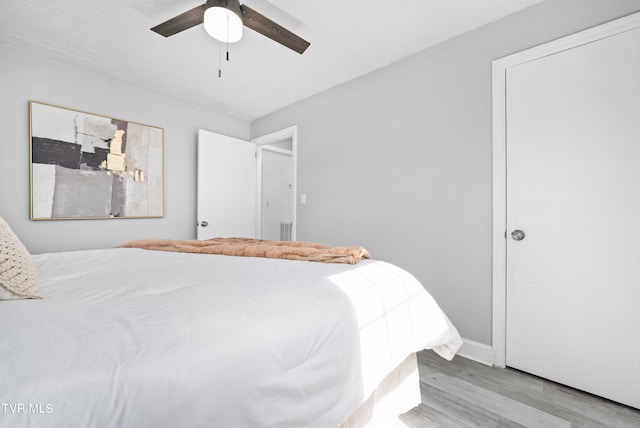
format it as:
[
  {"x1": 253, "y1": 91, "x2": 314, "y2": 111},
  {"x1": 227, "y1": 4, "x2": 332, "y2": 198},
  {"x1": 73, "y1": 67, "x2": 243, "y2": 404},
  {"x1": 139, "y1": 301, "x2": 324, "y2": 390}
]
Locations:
[
  {"x1": 240, "y1": 4, "x2": 310, "y2": 54},
  {"x1": 151, "y1": 4, "x2": 205, "y2": 37}
]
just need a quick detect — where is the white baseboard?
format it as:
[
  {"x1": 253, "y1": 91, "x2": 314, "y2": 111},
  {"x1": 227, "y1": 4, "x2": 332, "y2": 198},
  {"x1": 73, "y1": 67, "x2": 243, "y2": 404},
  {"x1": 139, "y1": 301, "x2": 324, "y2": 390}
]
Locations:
[{"x1": 456, "y1": 338, "x2": 494, "y2": 366}]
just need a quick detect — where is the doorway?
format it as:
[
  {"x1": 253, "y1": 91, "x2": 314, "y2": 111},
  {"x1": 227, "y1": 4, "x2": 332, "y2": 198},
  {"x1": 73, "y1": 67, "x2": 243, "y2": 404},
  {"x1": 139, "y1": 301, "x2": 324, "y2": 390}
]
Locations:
[
  {"x1": 258, "y1": 144, "x2": 294, "y2": 241},
  {"x1": 196, "y1": 126, "x2": 297, "y2": 241},
  {"x1": 253, "y1": 126, "x2": 297, "y2": 241}
]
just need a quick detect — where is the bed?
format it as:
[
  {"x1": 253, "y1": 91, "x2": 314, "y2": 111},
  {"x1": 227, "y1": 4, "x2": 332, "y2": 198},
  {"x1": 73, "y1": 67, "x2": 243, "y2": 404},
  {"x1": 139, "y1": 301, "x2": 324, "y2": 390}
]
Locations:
[{"x1": 0, "y1": 235, "x2": 461, "y2": 427}]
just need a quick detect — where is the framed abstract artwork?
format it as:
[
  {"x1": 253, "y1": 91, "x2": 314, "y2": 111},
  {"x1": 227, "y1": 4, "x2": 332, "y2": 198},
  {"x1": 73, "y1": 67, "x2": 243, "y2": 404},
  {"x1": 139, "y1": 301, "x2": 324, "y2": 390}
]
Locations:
[{"x1": 29, "y1": 101, "x2": 164, "y2": 220}]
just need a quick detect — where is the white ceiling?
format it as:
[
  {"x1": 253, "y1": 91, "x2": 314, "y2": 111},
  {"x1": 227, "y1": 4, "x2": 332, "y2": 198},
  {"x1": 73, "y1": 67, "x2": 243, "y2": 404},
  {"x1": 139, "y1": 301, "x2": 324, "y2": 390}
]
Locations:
[{"x1": 0, "y1": 0, "x2": 542, "y2": 121}]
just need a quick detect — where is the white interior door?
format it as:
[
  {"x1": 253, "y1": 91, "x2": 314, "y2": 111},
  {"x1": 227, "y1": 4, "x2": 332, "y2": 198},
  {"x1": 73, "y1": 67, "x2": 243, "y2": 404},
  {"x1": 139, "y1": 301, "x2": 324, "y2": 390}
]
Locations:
[
  {"x1": 505, "y1": 25, "x2": 640, "y2": 408},
  {"x1": 197, "y1": 129, "x2": 256, "y2": 240}
]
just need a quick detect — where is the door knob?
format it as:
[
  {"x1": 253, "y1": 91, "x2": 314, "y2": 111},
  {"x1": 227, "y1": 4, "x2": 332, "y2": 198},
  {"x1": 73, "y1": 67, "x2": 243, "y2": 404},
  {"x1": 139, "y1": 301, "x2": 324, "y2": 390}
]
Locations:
[
  {"x1": 200, "y1": 221, "x2": 208, "y2": 227},
  {"x1": 511, "y1": 230, "x2": 525, "y2": 241}
]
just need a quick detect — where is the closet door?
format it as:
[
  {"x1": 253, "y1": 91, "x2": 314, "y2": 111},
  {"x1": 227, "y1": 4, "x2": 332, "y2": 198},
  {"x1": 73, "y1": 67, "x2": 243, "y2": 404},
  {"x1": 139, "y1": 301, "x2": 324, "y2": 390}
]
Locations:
[{"x1": 505, "y1": 25, "x2": 640, "y2": 408}]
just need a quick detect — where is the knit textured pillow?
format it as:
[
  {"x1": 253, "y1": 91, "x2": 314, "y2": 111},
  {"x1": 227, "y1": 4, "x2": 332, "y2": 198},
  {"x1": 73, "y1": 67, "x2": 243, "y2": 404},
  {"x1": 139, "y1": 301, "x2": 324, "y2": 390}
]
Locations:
[{"x1": 0, "y1": 217, "x2": 42, "y2": 300}]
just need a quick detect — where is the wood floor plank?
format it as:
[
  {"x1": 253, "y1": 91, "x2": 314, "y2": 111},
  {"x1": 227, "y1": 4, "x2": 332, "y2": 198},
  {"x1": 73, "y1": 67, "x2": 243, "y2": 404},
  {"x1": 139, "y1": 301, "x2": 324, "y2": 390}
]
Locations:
[
  {"x1": 419, "y1": 364, "x2": 571, "y2": 428},
  {"x1": 400, "y1": 350, "x2": 640, "y2": 428}
]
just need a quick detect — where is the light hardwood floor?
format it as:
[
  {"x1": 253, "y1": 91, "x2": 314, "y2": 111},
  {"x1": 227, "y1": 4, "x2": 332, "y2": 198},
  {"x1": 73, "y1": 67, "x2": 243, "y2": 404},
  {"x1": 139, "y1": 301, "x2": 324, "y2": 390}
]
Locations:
[{"x1": 399, "y1": 350, "x2": 640, "y2": 428}]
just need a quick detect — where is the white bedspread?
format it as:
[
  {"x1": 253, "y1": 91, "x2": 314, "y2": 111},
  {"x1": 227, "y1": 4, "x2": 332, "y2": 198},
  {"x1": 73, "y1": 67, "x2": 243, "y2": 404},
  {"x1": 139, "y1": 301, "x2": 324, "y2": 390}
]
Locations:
[{"x1": 0, "y1": 248, "x2": 461, "y2": 427}]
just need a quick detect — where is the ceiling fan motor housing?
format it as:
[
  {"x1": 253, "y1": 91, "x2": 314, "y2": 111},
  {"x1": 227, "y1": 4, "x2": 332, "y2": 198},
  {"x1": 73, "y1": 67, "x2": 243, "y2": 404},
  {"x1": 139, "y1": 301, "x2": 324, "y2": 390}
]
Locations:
[{"x1": 204, "y1": 0, "x2": 244, "y2": 43}]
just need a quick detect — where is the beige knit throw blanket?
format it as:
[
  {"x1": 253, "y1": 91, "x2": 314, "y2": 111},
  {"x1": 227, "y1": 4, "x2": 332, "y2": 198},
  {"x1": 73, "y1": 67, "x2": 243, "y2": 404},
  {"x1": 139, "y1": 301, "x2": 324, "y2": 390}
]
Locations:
[{"x1": 119, "y1": 237, "x2": 371, "y2": 265}]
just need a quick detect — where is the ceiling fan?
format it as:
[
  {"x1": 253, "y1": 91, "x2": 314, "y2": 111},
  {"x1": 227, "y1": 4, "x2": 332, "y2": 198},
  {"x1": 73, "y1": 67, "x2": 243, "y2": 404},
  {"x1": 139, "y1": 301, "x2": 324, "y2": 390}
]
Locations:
[{"x1": 151, "y1": 0, "x2": 310, "y2": 54}]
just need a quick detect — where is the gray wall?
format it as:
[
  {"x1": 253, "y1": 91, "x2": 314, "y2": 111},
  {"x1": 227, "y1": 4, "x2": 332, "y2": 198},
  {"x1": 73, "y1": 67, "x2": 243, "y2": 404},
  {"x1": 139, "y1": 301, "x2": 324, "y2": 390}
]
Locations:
[
  {"x1": 0, "y1": 43, "x2": 249, "y2": 254},
  {"x1": 251, "y1": 0, "x2": 640, "y2": 346}
]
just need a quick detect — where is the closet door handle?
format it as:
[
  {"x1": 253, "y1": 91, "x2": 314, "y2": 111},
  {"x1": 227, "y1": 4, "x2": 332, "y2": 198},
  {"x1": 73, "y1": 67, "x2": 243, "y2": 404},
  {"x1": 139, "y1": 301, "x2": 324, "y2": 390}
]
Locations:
[
  {"x1": 511, "y1": 230, "x2": 525, "y2": 241},
  {"x1": 200, "y1": 221, "x2": 209, "y2": 227}
]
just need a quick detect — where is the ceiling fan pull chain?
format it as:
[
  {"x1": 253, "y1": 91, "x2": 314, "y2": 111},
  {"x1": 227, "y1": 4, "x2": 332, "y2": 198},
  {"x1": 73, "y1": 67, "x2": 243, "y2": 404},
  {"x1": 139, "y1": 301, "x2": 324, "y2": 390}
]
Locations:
[{"x1": 218, "y1": 41, "x2": 222, "y2": 78}]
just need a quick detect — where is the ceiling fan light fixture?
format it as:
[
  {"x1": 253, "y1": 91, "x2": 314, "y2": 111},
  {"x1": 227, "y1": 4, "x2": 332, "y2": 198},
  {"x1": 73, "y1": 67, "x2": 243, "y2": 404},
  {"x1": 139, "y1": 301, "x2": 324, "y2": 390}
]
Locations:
[{"x1": 204, "y1": 0, "x2": 243, "y2": 43}]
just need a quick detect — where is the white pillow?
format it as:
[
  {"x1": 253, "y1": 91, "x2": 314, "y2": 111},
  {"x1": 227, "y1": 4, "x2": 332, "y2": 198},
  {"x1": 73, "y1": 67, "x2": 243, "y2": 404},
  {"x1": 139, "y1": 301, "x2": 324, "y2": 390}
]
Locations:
[{"x1": 0, "y1": 217, "x2": 42, "y2": 299}]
